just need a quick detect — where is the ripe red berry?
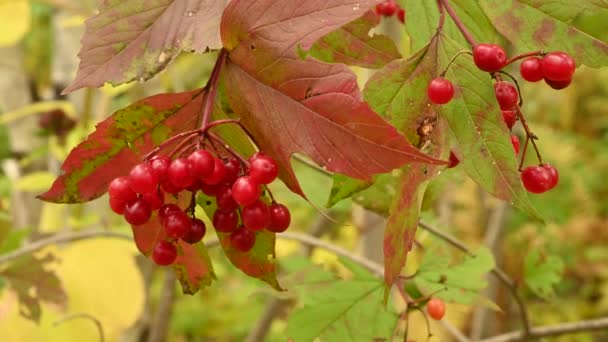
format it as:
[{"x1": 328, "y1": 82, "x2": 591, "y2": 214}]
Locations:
[
  {"x1": 216, "y1": 185, "x2": 239, "y2": 212},
  {"x1": 544, "y1": 77, "x2": 571, "y2": 90},
  {"x1": 427, "y1": 78, "x2": 454, "y2": 105},
  {"x1": 128, "y1": 163, "x2": 159, "y2": 194},
  {"x1": 521, "y1": 165, "x2": 552, "y2": 194},
  {"x1": 376, "y1": 1, "x2": 398, "y2": 16},
  {"x1": 268, "y1": 203, "x2": 291, "y2": 233},
  {"x1": 427, "y1": 298, "x2": 446, "y2": 320},
  {"x1": 494, "y1": 81, "x2": 518, "y2": 110},
  {"x1": 242, "y1": 200, "x2": 271, "y2": 231},
  {"x1": 542, "y1": 163, "x2": 559, "y2": 190},
  {"x1": 502, "y1": 110, "x2": 517, "y2": 130},
  {"x1": 201, "y1": 182, "x2": 221, "y2": 196},
  {"x1": 163, "y1": 210, "x2": 191, "y2": 239},
  {"x1": 473, "y1": 44, "x2": 507, "y2": 72},
  {"x1": 183, "y1": 218, "x2": 206, "y2": 244},
  {"x1": 187, "y1": 149, "x2": 215, "y2": 178},
  {"x1": 186, "y1": 179, "x2": 202, "y2": 192},
  {"x1": 520, "y1": 57, "x2": 544, "y2": 82},
  {"x1": 447, "y1": 151, "x2": 460, "y2": 168},
  {"x1": 202, "y1": 157, "x2": 227, "y2": 185},
  {"x1": 167, "y1": 158, "x2": 195, "y2": 189},
  {"x1": 249, "y1": 153, "x2": 279, "y2": 184},
  {"x1": 511, "y1": 135, "x2": 520, "y2": 155},
  {"x1": 108, "y1": 176, "x2": 137, "y2": 201},
  {"x1": 397, "y1": 8, "x2": 405, "y2": 23},
  {"x1": 124, "y1": 198, "x2": 152, "y2": 225},
  {"x1": 213, "y1": 210, "x2": 239, "y2": 233},
  {"x1": 141, "y1": 190, "x2": 164, "y2": 210},
  {"x1": 152, "y1": 240, "x2": 177, "y2": 266},
  {"x1": 160, "y1": 179, "x2": 180, "y2": 194},
  {"x1": 232, "y1": 176, "x2": 262, "y2": 206},
  {"x1": 223, "y1": 158, "x2": 241, "y2": 184},
  {"x1": 149, "y1": 155, "x2": 171, "y2": 180},
  {"x1": 109, "y1": 196, "x2": 129, "y2": 214},
  {"x1": 542, "y1": 51, "x2": 575, "y2": 81},
  {"x1": 230, "y1": 227, "x2": 256, "y2": 252},
  {"x1": 158, "y1": 204, "x2": 181, "y2": 222}
]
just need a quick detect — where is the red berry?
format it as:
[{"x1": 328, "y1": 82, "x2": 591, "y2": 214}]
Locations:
[
  {"x1": 186, "y1": 179, "x2": 202, "y2": 192},
  {"x1": 542, "y1": 51, "x2": 575, "y2": 81},
  {"x1": 141, "y1": 190, "x2": 164, "y2": 210},
  {"x1": 201, "y1": 183, "x2": 221, "y2": 196},
  {"x1": 376, "y1": 1, "x2": 398, "y2": 16},
  {"x1": 447, "y1": 151, "x2": 460, "y2": 168},
  {"x1": 542, "y1": 163, "x2": 559, "y2": 190},
  {"x1": 230, "y1": 227, "x2": 256, "y2": 252},
  {"x1": 397, "y1": 8, "x2": 405, "y2": 23},
  {"x1": 494, "y1": 81, "x2": 518, "y2": 110},
  {"x1": 108, "y1": 176, "x2": 137, "y2": 201},
  {"x1": 213, "y1": 210, "x2": 239, "y2": 233},
  {"x1": 427, "y1": 78, "x2": 454, "y2": 105},
  {"x1": 544, "y1": 77, "x2": 571, "y2": 90},
  {"x1": 223, "y1": 158, "x2": 241, "y2": 184},
  {"x1": 152, "y1": 241, "x2": 177, "y2": 266},
  {"x1": 249, "y1": 153, "x2": 278, "y2": 185},
  {"x1": 520, "y1": 57, "x2": 544, "y2": 82},
  {"x1": 163, "y1": 210, "x2": 191, "y2": 239},
  {"x1": 203, "y1": 158, "x2": 227, "y2": 185},
  {"x1": 187, "y1": 149, "x2": 215, "y2": 178},
  {"x1": 473, "y1": 44, "x2": 507, "y2": 72},
  {"x1": 160, "y1": 179, "x2": 180, "y2": 194},
  {"x1": 242, "y1": 200, "x2": 271, "y2": 231},
  {"x1": 149, "y1": 155, "x2": 171, "y2": 180},
  {"x1": 232, "y1": 176, "x2": 262, "y2": 206},
  {"x1": 511, "y1": 135, "x2": 520, "y2": 155},
  {"x1": 216, "y1": 185, "x2": 239, "y2": 212},
  {"x1": 502, "y1": 110, "x2": 517, "y2": 130},
  {"x1": 158, "y1": 204, "x2": 181, "y2": 222},
  {"x1": 109, "y1": 196, "x2": 129, "y2": 214},
  {"x1": 427, "y1": 298, "x2": 446, "y2": 320},
  {"x1": 128, "y1": 163, "x2": 159, "y2": 194},
  {"x1": 521, "y1": 165, "x2": 552, "y2": 194},
  {"x1": 124, "y1": 198, "x2": 152, "y2": 225},
  {"x1": 183, "y1": 218, "x2": 206, "y2": 244},
  {"x1": 268, "y1": 203, "x2": 291, "y2": 233},
  {"x1": 167, "y1": 158, "x2": 195, "y2": 189}
]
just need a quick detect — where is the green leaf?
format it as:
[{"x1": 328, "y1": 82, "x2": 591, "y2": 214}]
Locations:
[
  {"x1": 480, "y1": 0, "x2": 608, "y2": 68},
  {"x1": 15, "y1": 172, "x2": 55, "y2": 192},
  {"x1": 416, "y1": 246, "x2": 495, "y2": 304},
  {"x1": 524, "y1": 250, "x2": 564, "y2": 300}
]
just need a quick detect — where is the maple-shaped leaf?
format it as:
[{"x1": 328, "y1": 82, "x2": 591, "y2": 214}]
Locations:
[
  {"x1": 524, "y1": 249, "x2": 564, "y2": 300},
  {"x1": 221, "y1": 0, "x2": 444, "y2": 196},
  {"x1": 39, "y1": 89, "x2": 205, "y2": 203},
  {"x1": 0, "y1": 253, "x2": 67, "y2": 323},
  {"x1": 63, "y1": 0, "x2": 227, "y2": 93}
]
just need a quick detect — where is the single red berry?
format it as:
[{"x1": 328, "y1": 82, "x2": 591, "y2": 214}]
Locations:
[
  {"x1": 158, "y1": 204, "x2": 181, "y2": 222},
  {"x1": 230, "y1": 227, "x2": 256, "y2": 252},
  {"x1": 149, "y1": 155, "x2": 171, "y2": 180},
  {"x1": 124, "y1": 198, "x2": 152, "y2": 225},
  {"x1": 186, "y1": 179, "x2": 202, "y2": 192},
  {"x1": 167, "y1": 158, "x2": 195, "y2": 189},
  {"x1": 152, "y1": 241, "x2": 177, "y2": 266},
  {"x1": 216, "y1": 185, "x2": 239, "y2": 212},
  {"x1": 521, "y1": 165, "x2": 552, "y2": 194},
  {"x1": 376, "y1": 1, "x2": 398, "y2": 16},
  {"x1": 128, "y1": 163, "x2": 159, "y2": 194},
  {"x1": 108, "y1": 176, "x2": 137, "y2": 201},
  {"x1": 203, "y1": 157, "x2": 227, "y2": 185},
  {"x1": 232, "y1": 176, "x2": 262, "y2": 206},
  {"x1": 141, "y1": 190, "x2": 165, "y2": 210},
  {"x1": 502, "y1": 110, "x2": 517, "y2": 130},
  {"x1": 447, "y1": 151, "x2": 460, "y2": 168},
  {"x1": 249, "y1": 153, "x2": 279, "y2": 185},
  {"x1": 427, "y1": 78, "x2": 454, "y2": 105},
  {"x1": 520, "y1": 57, "x2": 544, "y2": 82},
  {"x1": 163, "y1": 210, "x2": 191, "y2": 239},
  {"x1": 427, "y1": 298, "x2": 446, "y2": 320},
  {"x1": 473, "y1": 44, "x2": 507, "y2": 72},
  {"x1": 183, "y1": 218, "x2": 206, "y2": 244},
  {"x1": 201, "y1": 183, "x2": 222, "y2": 196},
  {"x1": 542, "y1": 163, "x2": 559, "y2": 190},
  {"x1": 267, "y1": 203, "x2": 291, "y2": 233},
  {"x1": 511, "y1": 135, "x2": 520, "y2": 155},
  {"x1": 213, "y1": 210, "x2": 239, "y2": 233},
  {"x1": 160, "y1": 179, "x2": 180, "y2": 194},
  {"x1": 542, "y1": 51, "x2": 575, "y2": 81},
  {"x1": 187, "y1": 149, "x2": 215, "y2": 178},
  {"x1": 242, "y1": 200, "x2": 271, "y2": 232},
  {"x1": 109, "y1": 196, "x2": 129, "y2": 214},
  {"x1": 494, "y1": 81, "x2": 519, "y2": 110},
  {"x1": 223, "y1": 158, "x2": 241, "y2": 184},
  {"x1": 397, "y1": 8, "x2": 406, "y2": 23},
  {"x1": 544, "y1": 77, "x2": 571, "y2": 90}
]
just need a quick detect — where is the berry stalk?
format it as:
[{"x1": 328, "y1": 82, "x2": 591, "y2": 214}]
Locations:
[
  {"x1": 200, "y1": 49, "x2": 228, "y2": 129},
  {"x1": 439, "y1": 0, "x2": 478, "y2": 46}
]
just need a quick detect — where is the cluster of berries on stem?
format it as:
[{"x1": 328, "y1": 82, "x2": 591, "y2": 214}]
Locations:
[{"x1": 375, "y1": 0, "x2": 406, "y2": 23}]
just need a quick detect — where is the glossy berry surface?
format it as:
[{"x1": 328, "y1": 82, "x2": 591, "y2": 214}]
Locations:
[
  {"x1": 223, "y1": 158, "x2": 241, "y2": 184},
  {"x1": 163, "y1": 210, "x2": 191, "y2": 239},
  {"x1": 124, "y1": 198, "x2": 152, "y2": 225},
  {"x1": 129, "y1": 163, "x2": 159, "y2": 194},
  {"x1": 249, "y1": 153, "x2": 278, "y2": 184},
  {"x1": 232, "y1": 176, "x2": 262, "y2": 206},
  {"x1": 521, "y1": 165, "x2": 553, "y2": 194},
  {"x1": 152, "y1": 241, "x2": 177, "y2": 266},
  {"x1": 447, "y1": 151, "x2": 460, "y2": 168},
  {"x1": 183, "y1": 218, "x2": 206, "y2": 244},
  {"x1": 188, "y1": 149, "x2": 215, "y2": 178},
  {"x1": 242, "y1": 200, "x2": 271, "y2": 231},
  {"x1": 427, "y1": 78, "x2": 454, "y2": 105},
  {"x1": 473, "y1": 44, "x2": 507, "y2": 72},
  {"x1": 230, "y1": 227, "x2": 256, "y2": 252},
  {"x1": 108, "y1": 176, "x2": 136, "y2": 201},
  {"x1": 502, "y1": 110, "x2": 517, "y2": 130},
  {"x1": 427, "y1": 298, "x2": 446, "y2": 320},
  {"x1": 161, "y1": 179, "x2": 180, "y2": 194},
  {"x1": 213, "y1": 210, "x2": 239, "y2": 233},
  {"x1": 397, "y1": 8, "x2": 405, "y2": 23},
  {"x1": 167, "y1": 158, "x2": 195, "y2": 189},
  {"x1": 375, "y1": 1, "x2": 398, "y2": 16},
  {"x1": 109, "y1": 196, "x2": 129, "y2": 214},
  {"x1": 149, "y1": 155, "x2": 171, "y2": 180},
  {"x1": 141, "y1": 190, "x2": 164, "y2": 210},
  {"x1": 494, "y1": 81, "x2": 519, "y2": 110},
  {"x1": 542, "y1": 51, "x2": 575, "y2": 81},
  {"x1": 158, "y1": 204, "x2": 181, "y2": 221},
  {"x1": 511, "y1": 135, "x2": 520, "y2": 155},
  {"x1": 520, "y1": 57, "x2": 544, "y2": 82},
  {"x1": 544, "y1": 78, "x2": 571, "y2": 90},
  {"x1": 203, "y1": 157, "x2": 227, "y2": 185},
  {"x1": 543, "y1": 163, "x2": 559, "y2": 190},
  {"x1": 216, "y1": 185, "x2": 239, "y2": 212},
  {"x1": 267, "y1": 203, "x2": 291, "y2": 233}
]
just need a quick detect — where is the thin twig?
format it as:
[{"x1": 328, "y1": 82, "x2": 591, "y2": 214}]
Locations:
[
  {"x1": 147, "y1": 270, "x2": 177, "y2": 342},
  {"x1": 439, "y1": 0, "x2": 477, "y2": 46},
  {"x1": 480, "y1": 317, "x2": 608, "y2": 342},
  {"x1": 504, "y1": 51, "x2": 544, "y2": 67},
  {"x1": 54, "y1": 313, "x2": 105, "y2": 342}
]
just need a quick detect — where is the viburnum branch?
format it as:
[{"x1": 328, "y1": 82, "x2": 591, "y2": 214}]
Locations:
[
  {"x1": 519, "y1": 136, "x2": 530, "y2": 171},
  {"x1": 200, "y1": 49, "x2": 227, "y2": 129},
  {"x1": 436, "y1": 0, "x2": 446, "y2": 32},
  {"x1": 202, "y1": 118, "x2": 241, "y2": 133},
  {"x1": 514, "y1": 106, "x2": 543, "y2": 164},
  {"x1": 440, "y1": 51, "x2": 474, "y2": 77},
  {"x1": 439, "y1": 0, "x2": 478, "y2": 46},
  {"x1": 504, "y1": 50, "x2": 544, "y2": 67},
  {"x1": 479, "y1": 317, "x2": 608, "y2": 342},
  {"x1": 142, "y1": 129, "x2": 200, "y2": 160}
]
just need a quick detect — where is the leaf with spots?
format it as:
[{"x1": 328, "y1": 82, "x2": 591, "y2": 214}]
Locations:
[
  {"x1": 480, "y1": 0, "x2": 608, "y2": 68},
  {"x1": 64, "y1": 0, "x2": 227, "y2": 93}
]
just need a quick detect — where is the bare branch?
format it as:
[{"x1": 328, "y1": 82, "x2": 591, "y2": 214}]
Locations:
[
  {"x1": 54, "y1": 313, "x2": 105, "y2": 342},
  {"x1": 147, "y1": 270, "x2": 177, "y2": 342},
  {"x1": 480, "y1": 317, "x2": 608, "y2": 342}
]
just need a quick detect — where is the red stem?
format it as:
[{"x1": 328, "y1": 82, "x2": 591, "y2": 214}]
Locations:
[
  {"x1": 514, "y1": 106, "x2": 543, "y2": 164},
  {"x1": 142, "y1": 129, "x2": 200, "y2": 160},
  {"x1": 505, "y1": 50, "x2": 544, "y2": 66},
  {"x1": 200, "y1": 49, "x2": 228, "y2": 129},
  {"x1": 439, "y1": 0, "x2": 478, "y2": 47},
  {"x1": 207, "y1": 132, "x2": 250, "y2": 167},
  {"x1": 202, "y1": 118, "x2": 241, "y2": 133}
]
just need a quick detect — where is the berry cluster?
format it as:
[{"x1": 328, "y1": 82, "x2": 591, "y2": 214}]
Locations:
[
  {"x1": 428, "y1": 44, "x2": 567, "y2": 194},
  {"x1": 108, "y1": 149, "x2": 291, "y2": 266},
  {"x1": 375, "y1": 0, "x2": 406, "y2": 23}
]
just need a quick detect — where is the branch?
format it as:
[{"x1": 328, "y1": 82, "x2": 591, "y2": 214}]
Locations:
[
  {"x1": 480, "y1": 317, "x2": 608, "y2": 342},
  {"x1": 147, "y1": 270, "x2": 177, "y2": 342},
  {"x1": 54, "y1": 313, "x2": 105, "y2": 342},
  {"x1": 438, "y1": 0, "x2": 477, "y2": 46}
]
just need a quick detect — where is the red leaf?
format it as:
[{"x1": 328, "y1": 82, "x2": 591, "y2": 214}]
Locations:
[
  {"x1": 39, "y1": 89, "x2": 204, "y2": 203},
  {"x1": 64, "y1": 0, "x2": 227, "y2": 93}
]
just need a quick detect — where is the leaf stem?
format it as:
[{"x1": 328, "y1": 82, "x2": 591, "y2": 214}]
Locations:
[
  {"x1": 504, "y1": 50, "x2": 544, "y2": 67},
  {"x1": 514, "y1": 106, "x2": 543, "y2": 164},
  {"x1": 438, "y1": 0, "x2": 478, "y2": 47},
  {"x1": 202, "y1": 118, "x2": 241, "y2": 133},
  {"x1": 440, "y1": 50, "x2": 474, "y2": 77},
  {"x1": 200, "y1": 49, "x2": 228, "y2": 129}
]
